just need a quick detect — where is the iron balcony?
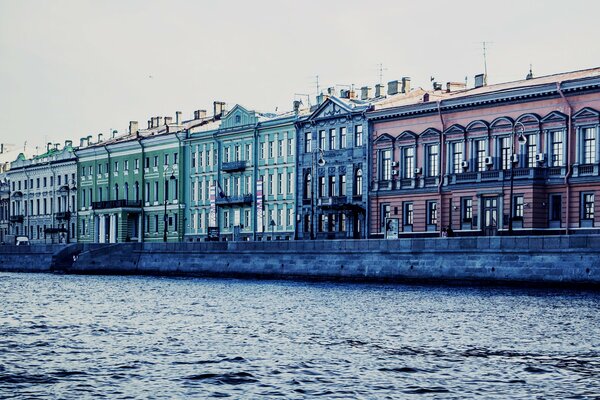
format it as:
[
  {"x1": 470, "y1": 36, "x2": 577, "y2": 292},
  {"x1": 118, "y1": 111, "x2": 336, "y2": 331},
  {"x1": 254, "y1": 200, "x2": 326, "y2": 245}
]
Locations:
[
  {"x1": 92, "y1": 200, "x2": 143, "y2": 210},
  {"x1": 221, "y1": 161, "x2": 247, "y2": 172},
  {"x1": 215, "y1": 194, "x2": 253, "y2": 206}
]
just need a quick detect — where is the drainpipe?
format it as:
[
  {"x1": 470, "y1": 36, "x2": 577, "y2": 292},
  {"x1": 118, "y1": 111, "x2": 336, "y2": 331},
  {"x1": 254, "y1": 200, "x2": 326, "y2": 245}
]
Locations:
[
  {"x1": 253, "y1": 125, "x2": 259, "y2": 241},
  {"x1": 363, "y1": 109, "x2": 369, "y2": 239},
  {"x1": 556, "y1": 82, "x2": 572, "y2": 235},
  {"x1": 436, "y1": 101, "x2": 446, "y2": 236}
]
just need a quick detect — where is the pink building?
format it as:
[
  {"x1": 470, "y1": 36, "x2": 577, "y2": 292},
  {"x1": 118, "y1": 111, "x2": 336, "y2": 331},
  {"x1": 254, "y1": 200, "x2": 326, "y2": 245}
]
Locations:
[{"x1": 368, "y1": 68, "x2": 600, "y2": 237}]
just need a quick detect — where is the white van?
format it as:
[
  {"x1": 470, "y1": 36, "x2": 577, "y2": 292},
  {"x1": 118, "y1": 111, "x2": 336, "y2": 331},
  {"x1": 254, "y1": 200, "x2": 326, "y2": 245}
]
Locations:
[{"x1": 15, "y1": 236, "x2": 30, "y2": 246}]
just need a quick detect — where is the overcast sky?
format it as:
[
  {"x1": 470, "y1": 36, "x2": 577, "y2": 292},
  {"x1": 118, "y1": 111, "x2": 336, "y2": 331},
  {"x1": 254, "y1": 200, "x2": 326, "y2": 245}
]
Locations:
[{"x1": 1, "y1": 0, "x2": 599, "y2": 158}]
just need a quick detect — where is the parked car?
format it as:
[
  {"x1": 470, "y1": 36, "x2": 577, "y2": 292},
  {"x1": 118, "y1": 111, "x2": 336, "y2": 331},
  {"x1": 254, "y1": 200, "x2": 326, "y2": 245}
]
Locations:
[{"x1": 15, "y1": 236, "x2": 30, "y2": 246}]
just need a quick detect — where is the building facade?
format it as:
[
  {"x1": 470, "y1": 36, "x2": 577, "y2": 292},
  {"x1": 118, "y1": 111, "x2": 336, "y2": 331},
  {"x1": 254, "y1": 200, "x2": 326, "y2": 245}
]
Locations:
[
  {"x1": 185, "y1": 104, "x2": 299, "y2": 241},
  {"x1": 368, "y1": 68, "x2": 600, "y2": 238},
  {"x1": 6, "y1": 142, "x2": 78, "y2": 244},
  {"x1": 77, "y1": 118, "x2": 186, "y2": 243},
  {"x1": 295, "y1": 94, "x2": 373, "y2": 240},
  {"x1": 0, "y1": 171, "x2": 9, "y2": 244}
]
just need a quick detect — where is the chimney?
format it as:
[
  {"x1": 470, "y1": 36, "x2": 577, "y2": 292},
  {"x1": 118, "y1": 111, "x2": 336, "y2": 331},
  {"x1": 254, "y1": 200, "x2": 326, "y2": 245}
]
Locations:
[
  {"x1": 213, "y1": 102, "x2": 226, "y2": 117},
  {"x1": 87, "y1": 135, "x2": 93, "y2": 145},
  {"x1": 54, "y1": 143, "x2": 60, "y2": 150},
  {"x1": 375, "y1": 84, "x2": 385, "y2": 98},
  {"x1": 194, "y1": 110, "x2": 207, "y2": 120},
  {"x1": 446, "y1": 82, "x2": 467, "y2": 92},
  {"x1": 129, "y1": 121, "x2": 139, "y2": 135},
  {"x1": 401, "y1": 77, "x2": 411, "y2": 93},
  {"x1": 112, "y1": 130, "x2": 118, "y2": 138},
  {"x1": 175, "y1": 111, "x2": 182, "y2": 124},
  {"x1": 474, "y1": 73, "x2": 486, "y2": 88},
  {"x1": 327, "y1": 87, "x2": 335, "y2": 96},
  {"x1": 79, "y1": 138, "x2": 86, "y2": 147},
  {"x1": 97, "y1": 133, "x2": 103, "y2": 142},
  {"x1": 65, "y1": 140, "x2": 72, "y2": 148},
  {"x1": 157, "y1": 116, "x2": 163, "y2": 126},
  {"x1": 316, "y1": 93, "x2": 325, "y2": 105},
  {"x1": 164, "y1": 116, "x2": 173, "y2": 125},
  {"x1": 147, "y1": 119, "x2": 152, "y2": 129},
  {"x1": 387, "y1": 80, "x2": 400, "y2": 96},
  {"x1": 293, "y1": 100, "x2": 301, "y2": 114},
  {"x1": 433, "y1": 82, "x2": 443, "y2": 91},
  {"x1": 340, "y1": 89, "x2": 350, "y2": 98},
  {"x1": 47, "y1": 142, "x2": 52, "y2": 152},
  {"x1": 360, "y1": 86, "x2": 373, "y2": 100}
]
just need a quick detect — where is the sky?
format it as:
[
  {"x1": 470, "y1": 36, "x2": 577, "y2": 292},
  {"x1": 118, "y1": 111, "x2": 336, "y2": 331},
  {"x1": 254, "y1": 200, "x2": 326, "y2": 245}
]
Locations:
[{"x1": 0, "y1": 0, "x2": 599, "y2": 160}]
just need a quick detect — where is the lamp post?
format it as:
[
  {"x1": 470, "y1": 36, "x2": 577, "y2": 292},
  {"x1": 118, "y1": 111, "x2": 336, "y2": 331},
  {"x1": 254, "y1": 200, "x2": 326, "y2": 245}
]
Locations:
[
  {"x1": 508, "y1": 121, "x2": 527, "y2": 234},
  {"x1": 310, "y1": 147, "x2": 325, "y2": 240},
  {"x1": 65, "y1": 179, "x2": 76, "y2": 244},
  {"x1": 163, "y1": 170, "x2": 176, "y2": 242}
]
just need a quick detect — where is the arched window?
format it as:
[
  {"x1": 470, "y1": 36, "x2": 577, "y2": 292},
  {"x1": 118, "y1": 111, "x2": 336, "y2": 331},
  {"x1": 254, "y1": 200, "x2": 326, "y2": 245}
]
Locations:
[
  {"x1": 124, "y1": 182, "x2": 129, "y2": 202},
  {"x1": 134, "y1": 182, "x2": 139, "y2": 202},
  {"x1": 114, "y1": 184, "x2": 119, "y2": 200},
  {"x1": 355, "y1": 169, "x2": 363, "y2": 196},
  {"x1": 304, "y1": 173, "x2": 312, "y2": 199}
]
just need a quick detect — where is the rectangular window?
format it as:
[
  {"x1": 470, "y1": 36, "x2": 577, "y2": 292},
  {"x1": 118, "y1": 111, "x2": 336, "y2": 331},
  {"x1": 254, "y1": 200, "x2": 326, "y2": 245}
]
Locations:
[
  {"x1": 319, "y1": 130, "x2": 326, "y2": 150},
  {"x1": 246, "y1": 176, "x2": 252, "y2": 194},
  {"x1": 381, "y1": 149, "x2": 392, "y2": 180},
  {"x1": 403, "y1": 202, "x2": 413, "y2": 226},
  {"x1": 381, "y1": 203, "x2": 391, "y2": 230},
  {"x1": 427, "y1": 144, "x2": 439, "y2": 177},
  {"x1": 235, "y1": 145, "x2": 240, "y2": 161},
  {"x1": 43, "y1": 177, "x2": 47, "y2": 187},
  {"x1": 200, "y1": 151, "x2": 204, "y2": 167},
  {"x1": 145, "y1": 157, "x2": 149, "y2": 168},
  {"x1": 329, "y1": 129, "x2": 336, "y2": 150},
  {"x1": 224, "y1": 147, "x2": 230, "y2": 163},
  {"x1": 164, "y1": 154, "x2": 169, "y2": 165},
  {"x1": 277, "y1": 140, "x2": 283, "y2": 158},
  {"x1": 154, "y1": 181, "x2": 158, "y2": 202},
  {"x1": 328, "y1": 175, "x2": 336, "y2": 197},
  {"x1": 268, "y1": 142, "x2": 274, "y2": 158},
  {"x1": 500, "y1": 137, "x2": 511, "y2": 170},
  {"x1": 582, "y1": 193, "x2": 595, "y2": 220},
  {"x1": 260, "y1": 143, "x2": 265, "y2": 159},
  {"x1": 427, "y1": 201, "x2": 438, "y2": 225},
  {"x1": 340, "y1": 127, "x2": 347, "y2": 149},
  {"x1": 191, "y1": 152, "x2": 196, "y2": 168},
  {"x1": 268, "y1": 174, "x2": 273, "y2": 195},
  {"x1": 287, "y1": 172, "x2": 293, "y2": 194},
  {"x1": 318, "y1": 176, "x2": 325, "y2": 197},
  {"x1": 462, "y1": 198, "x2": 473, "y2": 222},
  {"x1": 551, "y1": 131, "x2": 564, "y2": 167},
  {"x1": 277, "y1": 173, "x2": 283, "y2": 195},
  {"x1": 403, "y1": 147, "x2": 414, "y2": 179},
  {"x1": 155, "y1": 215, "x2": 159, "y2": 233},
  {"x1": 114, "y1": 161, "x2": 119, "y2": 171},
  {"x1": 339, "y1": 174, "x2": 346, "y2": 196},
  {"x1": 245, "y1": 144, "x2": 252, "y2": 161},
  {"x1": 153, "y1": 156, "x2": 158, "y2": 167},
  {"x1": 550, "y1": 194, "x2": 562, "y2": 222},
  {"x1": 452, "y1": 142, "x2": 464, "y2": 174},
  {"x1": 475, "y1": 140, "x2": 486, "y2": 171},
  {"x1": 287, "y1": 138, "x2": 293, "y2": 156},
  {"x1": 526, "y1": 135, "x2": 537, "y2": 168},
  {"x1": 304, "y1": 132, "x2": 312, "y2": 153},
  {"x1": 244, "y1": 210, "x2": 251, "y2": 228},
  {"x1": 174, "y1": 153, "x2": 178, "y2": 165},
  {"x1": 124, "y1": 160, "x2": 129, "y2": 170},
  {"x1": 135, "y1": 159, "x2": 139, "y2": 169},
  {"x1": 355, "y1": 125, "x2": 363, "y2": 147},
  {"x1": 583, "y1": 127, "x2": 597, "y2": 164},
  {"x1": 514, "y1": 195, "x2": 524, "y2": 219}
]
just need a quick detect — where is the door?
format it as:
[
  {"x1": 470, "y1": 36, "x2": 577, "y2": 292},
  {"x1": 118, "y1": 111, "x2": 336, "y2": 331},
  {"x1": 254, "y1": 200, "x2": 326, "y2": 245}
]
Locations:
[{"x1": 483, "y1": 197, "x2": 498, "y2": 236}]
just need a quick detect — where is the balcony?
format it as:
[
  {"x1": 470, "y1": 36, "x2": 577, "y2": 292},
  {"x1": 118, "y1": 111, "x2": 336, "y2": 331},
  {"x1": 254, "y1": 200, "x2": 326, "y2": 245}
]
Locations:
[
  {"x1": 450, "y1": 167, "x2": 548, "y2": 185},
  {"x1": 55, "y1": 211, "x2": 71, "y2": 220},
  {"x1": 215, "y1": 194, "x2": 253, "y2": 206},
  {"x1": 221, "y1": 161, "x2": 247, "y2": 172},
  {"x1": 9, "y1": 215, "x2": 24, "y2": 223},
  {"x1": 92, "y1": 200, "x2": 142, "y2": 210},
  {"x1": 317, "y1": 196, "x2": 363, "y2": 210}
]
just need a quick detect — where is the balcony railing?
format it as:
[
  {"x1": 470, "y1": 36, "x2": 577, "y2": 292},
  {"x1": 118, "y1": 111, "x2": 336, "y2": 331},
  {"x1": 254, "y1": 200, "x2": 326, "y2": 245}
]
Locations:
[
  {"x1": 215, "y1": 194, "x2": 253, "y2": 206},
  {"x1": 9, "y1": 215, "x2": 24, "y2": 223},
  {"x1": 92, "y1": 200, "x2": 142, "y2": 210},
  {"x1": 55, "y1": 211, "x2": 71, "y2": 220},
  {"x1": 450, "y1": 167, "x2": 548, "y2": 185},
  {"x1": 221, "y1": 161, "x2": 247, "y2": 172}
]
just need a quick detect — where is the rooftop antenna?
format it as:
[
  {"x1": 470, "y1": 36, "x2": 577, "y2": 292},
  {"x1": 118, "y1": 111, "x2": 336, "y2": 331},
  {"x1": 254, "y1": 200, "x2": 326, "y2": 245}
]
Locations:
[
  {"x1": 23, "y1": 140, "x2": 27, "y2": 154},
  {"x1": 378, "y1": 63, "x2": 388, "y2": 86},
  {"x1": 482, "y1": 41, "x2": 493, "y2": 85},
  {"x1": 314, "y1": 75, "x2": 320, "y2": 95},
  {"x1": 294, "y1": 93, "x2": 311, "y2": 107}
]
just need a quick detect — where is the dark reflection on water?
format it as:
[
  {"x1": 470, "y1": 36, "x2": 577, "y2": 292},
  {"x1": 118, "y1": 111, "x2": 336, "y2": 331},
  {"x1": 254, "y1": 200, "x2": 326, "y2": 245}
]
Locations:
[{"x1": 0, "y1": 273, "x2": 599, "y2": 399}]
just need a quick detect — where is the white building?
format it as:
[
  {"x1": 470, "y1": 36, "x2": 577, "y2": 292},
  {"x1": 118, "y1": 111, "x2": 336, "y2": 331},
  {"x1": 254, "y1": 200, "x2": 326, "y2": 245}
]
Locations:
[{"x1": 7, "y1": 141, "x2": 78, "y2": 244}]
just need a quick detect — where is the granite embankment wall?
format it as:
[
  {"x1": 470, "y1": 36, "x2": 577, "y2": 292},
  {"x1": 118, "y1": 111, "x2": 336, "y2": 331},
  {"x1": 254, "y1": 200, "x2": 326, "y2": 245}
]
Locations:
[{"x1": 1, "y1": 236, "x2": 599, "y2": 286}]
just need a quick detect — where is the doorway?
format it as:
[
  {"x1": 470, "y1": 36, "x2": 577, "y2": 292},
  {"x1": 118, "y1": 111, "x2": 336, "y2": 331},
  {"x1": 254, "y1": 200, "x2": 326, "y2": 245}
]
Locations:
[{"x1": 483, "y1": 197, "x2": 498, "y2": 236}]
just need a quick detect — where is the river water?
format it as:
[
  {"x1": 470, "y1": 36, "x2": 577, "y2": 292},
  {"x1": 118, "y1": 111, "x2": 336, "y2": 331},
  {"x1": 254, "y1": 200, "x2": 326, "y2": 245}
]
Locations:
[{"x1": 0, "y1": 273, "x2": 599, "y2": 399}]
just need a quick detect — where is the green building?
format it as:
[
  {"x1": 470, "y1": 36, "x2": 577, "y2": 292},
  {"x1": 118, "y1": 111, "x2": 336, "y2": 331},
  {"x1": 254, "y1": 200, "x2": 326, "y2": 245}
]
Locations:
[{"x1": 76, "y1": 118, "x2": 186, "y2": 243}]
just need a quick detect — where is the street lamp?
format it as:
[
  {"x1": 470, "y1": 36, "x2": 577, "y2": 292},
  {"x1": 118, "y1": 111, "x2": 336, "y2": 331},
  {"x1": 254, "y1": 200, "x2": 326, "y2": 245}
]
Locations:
[
  {"x1": 65, "y1": 179, "x2": 76, "y2": 244},
  {"x1": 163, "y1": 170, "x2": 176, "y2": 242},
  {"x1": 310, "y1": 148, "x2": 326, "y2": 240},
  {"x1": 508, "y1": 121, "x2": 527, "y2": 234}
]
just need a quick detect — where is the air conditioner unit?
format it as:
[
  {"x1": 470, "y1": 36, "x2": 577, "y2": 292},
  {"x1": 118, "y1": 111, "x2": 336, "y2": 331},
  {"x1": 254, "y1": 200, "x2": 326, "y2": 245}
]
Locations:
[
  {"x1": 461, "y1": 161, "x2": 469, "y2": 169},
  {"x1": 414, "y1": 167, "x2": 422, "y2": 175},
  {"x1": 391, "y1": 170, "x2": 399, "y2": 176},
  {"x1": 535, "y1": 153, "x2": 546, "y2": 162},
  {"x1": 484, "y1": 156, "x2": 493, "y2": 165},
  {"x1": 391, "y1": 161, "x2": 399, "y2": 167},
  {"x1": 510, "y1": 154, "x2": 519, "y2": 163}
]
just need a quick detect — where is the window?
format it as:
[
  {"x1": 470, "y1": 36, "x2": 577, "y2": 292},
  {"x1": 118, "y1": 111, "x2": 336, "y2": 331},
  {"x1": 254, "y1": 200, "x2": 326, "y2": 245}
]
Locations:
[
  {"x1": 155, "y1": 215, "x2": 159, "y2": 233},
  {"x1": 328, "y1": 175, "x2": 336, "y2": 197},
  {"x1": 145, "y1": 157, "x2": 150, "y2": 168},
  {"x1": 355, "y1": 125, "x2": 363, "y2": 146},
  {"x1": 304, "y1": 173, "x2": 312, "y2": 199},
  {"x1": 287, "y1": 138, "x2": 293, "y2": 156},
  {"x1": 37, "y1": 178, "x2": 40, "y2": 188},
  {"x1": 582, "y1": 193, "x2": 595, "y2": 220},
  {"x1": 354, "y1": 169, "x2": 363, "y2": 196},
  {"x1": 124, "y1": 160, "x2": 129, "y2": 171},
  {"x1": 287, "y1": 172, "x2": 293, "y2": 194},
  {"x1": 135, "y1": 159, "x2": 139, "y2": 169},
  {"x1": 277, "y1": 173, "x2": 283, "y2": 195},
  {"x1": 268, "y1": 174, "x2": 273, "y2": 195},
  {"x1": 500, "y1": 137, "x2": 511, "y2": 170},
  {"x1": 475, "y1": 140, "x2": 486, "y2": 171},
  {"x1": 403, "y1": 147, "x2": 414, "y2": 178},
  {"x1": 223, "y1": 211, "x2": 230, "y2": 228},
  {"x1": 340, "y1": 127, "x2": 347, "y2": 149},
  {"x1": 526, "y1": 135, "x2": 537, "y2": 167},
  {"x1": 339, "y1": 174, "x2": 346, "y2": 196},
  {"x1": 245, "y1": 144, "x2": 252, "y2": 161},
  {"x1": 153, "y1": 156, "x2": 158, "y2": 167},
  {"x1": 381, "y1": 149, "x2": 392, "y2": 180},
  {"x1": 260, "y1": 143, "x2": 266, "y2": 159},
  {"x1": 199, "y1": 151, "x2": 204, "y2": 167},
  {"x1": 427, "y1": 201, "x2": 438, "y2": 225},
  {"x1": 174, "y1": 153, "x2": 178, "y2": 165},
  {"x1": 224, "y1": 147, "x2": 230, "y2": 163},
  {"x1": 452, "y1": 141, "x2": 464, "y2": 173},
  {"x1": 124, "y1": 183, "x2": 129, "y2": 201},
  {"x1": 305, "y1": 132, "x2": 312, "y2": 153},
  {"x1": 583, "y1": 127, "x2": 597, "y2": 164},
  {"x1": 318, "y1": 176, "x2": 325, "y2": 197},
  {"x1": 154, "y1": 182, "x2": 159, "y2": 202},
  {"x1": 235, "y1": 145, "x2": 241, "y2": 161},
  {"x1": 43, "y1": 177, "x2": 47, "y2": 187},
  {"x1": 191, "y1": 152, "x2": 196, "y2": 168},
  {"x1": 245, "y1": 176, "x2": 252, "y2": 194},
  {"x1": 319, "y1": 130, "x2": 326, "y2": 150},
  {"x1": 164, "y1": 154, "x2": 169, "y2": 165},
  {"x1": 244, "y1": 210, "x2": 251, "y2": 228},
  {"x1": 235, "y1": 115, "x2": 241, "y2": 124},
  {"x1": 134, "y1": 182, "x2": 139, "y2": 202},
  {"x1": 403, "y1": 202, "x2": 413, "y2": 226},
  {"x1": 514, "y1": 195, "x2": 524, "y2": 219},
  {"x1": 462, "y1": 198, "x2": 473, "y2": 222},
  {"x1": 427, "y1": 144, "x2": 439, "y2": 177},
  {"x1": 145, "y1": 182, "x2": 150, "y2": 202},
  {"x1": 114, "y1": 161, "x2": 119, "y2": 171},
  {"x1": 329, "y1": 129, "x2": 336, "y2": 150},
  {"x1": 268, "y1": 142, "x2": 274, "y2": 158},
  {"x1": 550, "y1": 194, "x2": 562, "y2": 222},
  {"x1": 551, "y1": 131, "x2": 564, "y2": 167},
  {"x1": 277, "y1": 140, "x2": 283, "y2": 157}
]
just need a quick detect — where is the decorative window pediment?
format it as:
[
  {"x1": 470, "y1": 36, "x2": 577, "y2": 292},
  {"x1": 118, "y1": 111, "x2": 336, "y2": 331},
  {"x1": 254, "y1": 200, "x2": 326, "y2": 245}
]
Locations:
[
  {"x1": 444, "y1": 124, "x2": 465, "y2": 135},
  {"x1": 490, "y1": 116, "x2": 514, "y2": 130},
  {"x1": 466, "y1": 120, "x2": 488, "y2": 132},
  {"x1": 420, "y1": 127, "x2": 441, "y2": 140},
  {"x1": 309, "y1": 98, "x2": 352, "y2": 121},
  {"x1": 396, "y1": 130, "x2": 417, "y2": 141},
  {"x1": 373, "y1": 133, "x2": 395, "y2": 144},
  {"x1": 516, "y1": 113, "x2": 541, "y2": 125},
  {"x1": 573, "y1": 107, "x2": 600, "y2": 122},
  {"x1": 541, "y1": 111, "x2": 567, "y2": 123}
]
